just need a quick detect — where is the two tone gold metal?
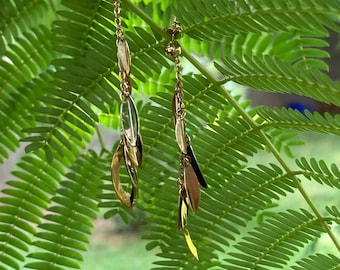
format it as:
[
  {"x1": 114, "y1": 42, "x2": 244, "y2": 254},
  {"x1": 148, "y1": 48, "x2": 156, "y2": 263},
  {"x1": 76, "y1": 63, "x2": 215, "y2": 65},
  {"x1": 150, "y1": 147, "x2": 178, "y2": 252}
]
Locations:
[
  {"x1": 165, "y1": 18, "x2": 208, "y2": 260},
  {"x1": 111, "y1": 0, "x2": 142, "y2": 208}
]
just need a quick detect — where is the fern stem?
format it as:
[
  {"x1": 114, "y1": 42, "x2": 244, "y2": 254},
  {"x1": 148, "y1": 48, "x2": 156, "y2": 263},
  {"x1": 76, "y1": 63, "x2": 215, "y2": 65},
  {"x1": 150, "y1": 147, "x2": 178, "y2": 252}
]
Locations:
[
  {"x1": 122, "y1": 0, "x2": 171, "y2": 38},
  {"x1": 95, "y1": 123, "x2": 110, "y2": 155},
  {"x1": 48, "y1": 0, "x2": 58, "y2": 19},
  {"x1": 123, "y1": 0, "x2": 340, "y2": 252},
  {"x1": 261, "y1": 138, "x2": 340, "y2": 251}
]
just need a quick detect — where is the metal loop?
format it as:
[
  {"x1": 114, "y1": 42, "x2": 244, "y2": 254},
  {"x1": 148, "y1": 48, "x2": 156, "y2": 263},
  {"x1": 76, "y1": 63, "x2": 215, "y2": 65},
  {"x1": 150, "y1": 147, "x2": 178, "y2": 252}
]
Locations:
[
  {"x1": 111, "y1": 142, "x2": 135, "y2": 208},
  {"x1": 165, "y1": 42, "x2": 181, "y2": 59}
]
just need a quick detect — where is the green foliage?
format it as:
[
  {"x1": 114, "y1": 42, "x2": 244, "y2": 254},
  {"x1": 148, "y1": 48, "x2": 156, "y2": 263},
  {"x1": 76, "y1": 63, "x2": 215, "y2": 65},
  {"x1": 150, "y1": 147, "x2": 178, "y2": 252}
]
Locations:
[{"x1": 0, "y1": 0, "x2": 339, "y2": 269}]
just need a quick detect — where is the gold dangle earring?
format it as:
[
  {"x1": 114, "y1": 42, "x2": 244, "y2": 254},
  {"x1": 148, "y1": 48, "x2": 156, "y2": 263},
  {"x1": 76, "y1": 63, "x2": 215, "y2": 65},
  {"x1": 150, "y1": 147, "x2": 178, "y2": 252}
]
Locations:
[
  {"x1": 165, "y1": 18, "x2": 208, "y2": 260},
  {"x1": 111, "y1": 0, "x2": 142, "y2": 208}
]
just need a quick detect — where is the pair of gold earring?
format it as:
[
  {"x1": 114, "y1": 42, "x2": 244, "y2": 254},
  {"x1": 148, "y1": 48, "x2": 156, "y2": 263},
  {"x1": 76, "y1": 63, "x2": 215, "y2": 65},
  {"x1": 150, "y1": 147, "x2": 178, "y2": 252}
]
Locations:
[{"x1": 111, "y1": 0, "x2": 207, "y2": 259}]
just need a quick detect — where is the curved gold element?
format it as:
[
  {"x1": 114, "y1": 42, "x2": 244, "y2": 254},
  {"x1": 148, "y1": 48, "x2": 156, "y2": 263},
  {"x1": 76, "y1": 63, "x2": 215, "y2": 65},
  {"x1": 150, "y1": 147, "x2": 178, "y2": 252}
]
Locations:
[
  {"x1": 117, "y1": 38, "x2": 131, "y2": 75},
  {"x1": 111, "y1": 143, "x2": 134, "y2": 208}
]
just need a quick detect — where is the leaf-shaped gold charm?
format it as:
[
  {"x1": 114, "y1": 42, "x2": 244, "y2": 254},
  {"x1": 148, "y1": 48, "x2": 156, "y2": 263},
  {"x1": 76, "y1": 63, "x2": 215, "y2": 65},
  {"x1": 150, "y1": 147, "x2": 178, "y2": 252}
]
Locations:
[
  {"x1": 117, "y1": 38, "x2": 131, "y2": 75},
  {"x1": 172, "y1": 92, "x2": 187, "y2": 154},
  {"x1": 121, "y1": 96, "x2": 139, "y2": 147},
  {"x1": 187, "y1": 143, "x2": 207, "y2": 188},
  {"x1": 183, "y1": 227, "x2": 198, "y2": 260},
  {"x1": 184, "y1": 164, "x2": 200, "y2": 213},
  {"x1": 175, "y1": 119, "x2": 187, "y2": 154}
]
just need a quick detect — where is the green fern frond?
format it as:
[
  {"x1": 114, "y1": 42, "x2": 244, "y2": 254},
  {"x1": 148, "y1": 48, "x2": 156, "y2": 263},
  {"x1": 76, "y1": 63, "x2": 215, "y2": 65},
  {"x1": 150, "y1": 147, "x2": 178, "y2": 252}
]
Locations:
[
  {"x1": 183, "y1": 30, "x2": 330, "y2": 71},
  {"x1": 257, "y1": 107, "x2": 340, "y2": 158},
  {"x1": 0, "y1": 0, "x2": 49, "y2": 53},
  {"x1": 292, "y1": 253, "x2": 340, "y2": 270},
  {"x1": 22, "y1": 95, "x2": 94, "y2": 162},
  {"x1": 222, "y1": 209, "x2": 329, "y2": 269},
  {"x1": 0, "y1": 71, "x2": 54, "y2": 163},
  {"x1": 0, "y1": 26, "x2": 54, "y2": 92},
  {"x1": 199, "y1": 116, "x2": 265, "y2": 164},
  {"x1": 175, "y1": 0, "x2": 340, "y2": 40},
  {"x1": 0, "y1": 24, "x2": 56, "y2": 162},
  {"x1": 257, "y1": 107, "x2": 340, "y2": 152},
  {"x1": 0, "y1": 151, "x2": 64, "y2": 270},
  {"x1": 53, "y1": 0, "x2": 108, "y2": 58},
  {"x1": 24, "y1": 150, "x2": 105, "y2": 270},
  {"x1": 276, "y1": 33, "x2": 330, "y2": 71},
  {"x1": 23, "y1": 41, "x2": 117, "y2": 160},
  {"x1": 296, "y1": 158, "x2": 340, "y2": 188},
  {"x1": 206, "y1": 163, "x2": 294, "y2": 231},
  {"x1": 326, "y1": 205, "x2": 340, "y2": 221},
  {"x1": 215, "y1": 56, "x2": 340, "y2": 106}
]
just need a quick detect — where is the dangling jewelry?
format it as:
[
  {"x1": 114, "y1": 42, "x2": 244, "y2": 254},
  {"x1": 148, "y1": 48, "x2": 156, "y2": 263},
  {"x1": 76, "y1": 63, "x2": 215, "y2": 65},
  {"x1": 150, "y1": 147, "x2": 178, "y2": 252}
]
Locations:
[
  {"x1": 111, "y1": 0, "x2": 142, "y2": 208},
  {"x1": 165, "y1": 18, "x2": 208, "y2": 260}
]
